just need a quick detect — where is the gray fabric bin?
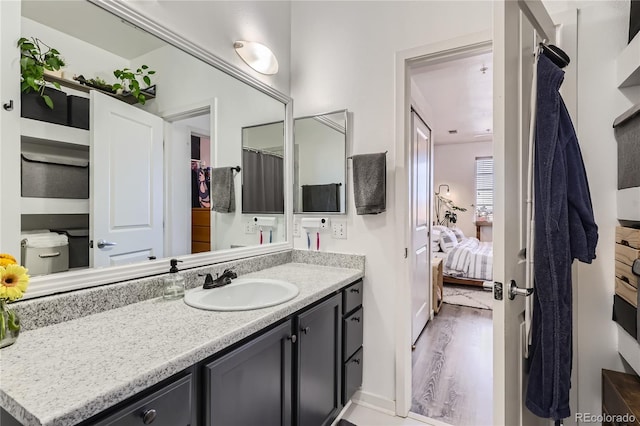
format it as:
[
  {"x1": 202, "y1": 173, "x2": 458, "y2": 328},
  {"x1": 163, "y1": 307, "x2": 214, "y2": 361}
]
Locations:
[
  {"x1": 21, "y1": 152, "x2": 89, "y2": 199},
  {"x1": 52, "y1": 228, "x2": 89, "y2": 268}
]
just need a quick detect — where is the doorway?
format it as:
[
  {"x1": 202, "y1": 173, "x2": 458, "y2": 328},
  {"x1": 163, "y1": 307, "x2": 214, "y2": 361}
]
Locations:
[
  {"x1": 408, "y1": 47, "x2": 495, "y2": 425},
  {"x1": 162, "y1": 102, "x2": 214, "y2": 257}
]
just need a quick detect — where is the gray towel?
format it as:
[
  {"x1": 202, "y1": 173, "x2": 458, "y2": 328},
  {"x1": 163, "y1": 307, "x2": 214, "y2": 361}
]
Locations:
[
  {"x1": 211, "y1": 167, "x2": 236, "y2": 213},
  {"x1": 352, "y1": 153, "x2": 386, "y2": 215},
  {"x1": 614, "y1": 118, "x2": 640, "y2": 189}
]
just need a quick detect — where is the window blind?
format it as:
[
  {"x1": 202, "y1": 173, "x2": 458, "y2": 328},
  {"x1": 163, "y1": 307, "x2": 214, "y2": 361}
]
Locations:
[{"x1": 475, "y1": 156, "x2": 493, "y2": 213}]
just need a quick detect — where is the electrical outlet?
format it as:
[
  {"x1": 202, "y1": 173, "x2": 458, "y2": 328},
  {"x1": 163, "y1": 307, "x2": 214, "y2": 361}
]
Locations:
[
  {"x1": 293, "y1": 221, "x2": 301, "y2": 237},
  {"x1": 320, "y1": 217, "x2": 330, "y2": 230},
  {"x1": 244, "y1": 222, "x2": 256, "y2": 234},
  {"x1": 332, "y1": 221, "x2": 347, "y2": 239}
]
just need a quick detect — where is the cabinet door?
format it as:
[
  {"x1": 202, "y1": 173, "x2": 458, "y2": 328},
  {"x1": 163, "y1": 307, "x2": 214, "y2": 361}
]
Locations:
[
  {"x1": 296, "y1": 294, "x2": 342, "y2": 426},
  {"x1": 205, "y1": 321, "x2": 293, "y2": 426}
]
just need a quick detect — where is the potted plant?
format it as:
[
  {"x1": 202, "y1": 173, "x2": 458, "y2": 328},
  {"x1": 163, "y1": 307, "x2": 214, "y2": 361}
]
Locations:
[
  {"x1": 18, "y1": 37, "x2": 66, "y2": 115},
  {"x1": 435, "y1": 193, "x2": 467, "y2": 227},
  {"x1": 112, "y1": 65, "x2": 156, "y2": 104}
]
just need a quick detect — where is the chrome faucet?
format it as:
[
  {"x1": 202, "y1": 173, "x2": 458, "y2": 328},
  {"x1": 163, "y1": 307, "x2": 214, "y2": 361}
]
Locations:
[{"x1": 203, "y1": 268, "x2": 238, "y2": 289}]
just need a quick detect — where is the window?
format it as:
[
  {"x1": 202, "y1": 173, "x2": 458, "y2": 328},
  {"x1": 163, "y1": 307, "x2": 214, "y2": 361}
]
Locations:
[{"x1": 475, "y1": 156, "x2": 493, "y2": 221}]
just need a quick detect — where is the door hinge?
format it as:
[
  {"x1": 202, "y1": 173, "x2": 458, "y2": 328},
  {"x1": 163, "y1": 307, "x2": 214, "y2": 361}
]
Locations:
[
  {"x1": 493, "y1": 282, "x2": 503, "y2": 300},
  {"x1": 404, "y1": 248, "x2": 408, "y2": 259}
]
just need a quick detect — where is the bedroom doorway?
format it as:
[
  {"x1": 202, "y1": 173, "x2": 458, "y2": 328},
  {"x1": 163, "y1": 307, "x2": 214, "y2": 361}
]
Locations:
[{"x1": 409, "y1": 47, "x2": 495, "y2": 425}]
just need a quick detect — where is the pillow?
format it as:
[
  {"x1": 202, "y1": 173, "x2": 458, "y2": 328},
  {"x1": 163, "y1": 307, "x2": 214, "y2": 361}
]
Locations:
[
  {"x1": 451, "y1": 227, "x2": 465, "y2": 242},
  {"x1": 439, "y1": 227, "x2": 459, "y2": 253},
  {"x1": 431, "y1": 226, "x2": 442, "y2": 252}
]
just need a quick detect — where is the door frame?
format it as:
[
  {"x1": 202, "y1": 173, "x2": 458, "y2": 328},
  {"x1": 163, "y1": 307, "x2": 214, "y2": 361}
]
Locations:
[{"x1": 394, "y1": 30, "x2": 493, "y2": 417}]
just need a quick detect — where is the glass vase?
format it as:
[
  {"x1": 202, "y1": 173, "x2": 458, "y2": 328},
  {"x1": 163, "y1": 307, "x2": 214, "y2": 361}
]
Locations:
[{"x1": 0, "y1": 300, "x2": 20, "y2": 348}]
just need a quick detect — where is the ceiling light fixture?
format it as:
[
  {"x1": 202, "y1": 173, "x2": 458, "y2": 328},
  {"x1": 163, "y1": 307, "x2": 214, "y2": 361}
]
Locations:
[{"x1": 233, "y1": 41, "x2": 279, "y2": 75}]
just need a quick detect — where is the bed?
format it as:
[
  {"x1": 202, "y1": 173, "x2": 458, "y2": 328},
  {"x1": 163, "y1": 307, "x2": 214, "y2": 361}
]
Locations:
[{"x1": 432, "y1": 226, "x2": 493, "y2": 287}]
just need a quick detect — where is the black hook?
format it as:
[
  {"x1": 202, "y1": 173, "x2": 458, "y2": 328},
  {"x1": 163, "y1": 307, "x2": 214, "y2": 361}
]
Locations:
[
  {"x1": 3, "y1": 100, "x2": 13, "y2": 111},
  {"x1": 541, "y1": 43, "x2": 570, "y2": 69}
]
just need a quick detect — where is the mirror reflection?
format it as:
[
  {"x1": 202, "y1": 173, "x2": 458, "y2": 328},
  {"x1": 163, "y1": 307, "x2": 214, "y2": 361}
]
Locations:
[
  {"x1": 15, "y1": 1, "x2": 287, "y2": 276},
  {"x1": 241, "y1": 122, "x2": 285, "y2": 214},
  {"x1": 293, "y1": 110, "x2": 348, "y2": 214}
]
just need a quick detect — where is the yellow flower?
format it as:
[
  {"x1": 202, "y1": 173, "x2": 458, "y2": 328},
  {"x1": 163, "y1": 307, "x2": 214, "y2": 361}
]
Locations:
[
  {"x1": 0, "y1": 254, "x2": 17, "y2": 268},
  {"x1": 0, "y1": 264, "x2": 29, "y2": 301}
]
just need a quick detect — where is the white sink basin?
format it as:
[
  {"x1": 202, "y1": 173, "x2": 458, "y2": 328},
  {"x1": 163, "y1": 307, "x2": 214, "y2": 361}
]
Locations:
[{"x1": 184, "y1": 278, "x2": 299, "y2": 311}]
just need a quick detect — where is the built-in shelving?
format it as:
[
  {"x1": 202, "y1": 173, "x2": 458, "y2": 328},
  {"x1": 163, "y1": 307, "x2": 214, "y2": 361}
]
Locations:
[
  {"x1": 21, "y1": 118, "x2": 90, "y2": 147},
  {"x1": 616, "y1": 33, "x2": 640, "y2": 88},
  {"x1": 21, "y1": 197, "x2": 90, "y2": 215}
]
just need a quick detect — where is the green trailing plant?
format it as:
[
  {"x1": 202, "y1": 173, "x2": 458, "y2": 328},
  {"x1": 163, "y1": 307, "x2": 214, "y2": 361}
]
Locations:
[
  {"x1": 18, "y1": 37, "x2": 65, "y2": 109},
  {"x1": 112, "y1": 65, "x2": 155, "y2": 104}
]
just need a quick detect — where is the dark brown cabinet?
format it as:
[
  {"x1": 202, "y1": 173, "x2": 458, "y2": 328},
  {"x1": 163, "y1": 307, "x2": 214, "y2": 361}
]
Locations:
[
  {"x1": 296, "y1": 294, "x2": 342, "y2": 426},
  {"x1": 204, "y1": 321, "x2": 293, "y2": 426},
  {"x1": 342, "y1": 280, "x2": 364, "y2": 404}
]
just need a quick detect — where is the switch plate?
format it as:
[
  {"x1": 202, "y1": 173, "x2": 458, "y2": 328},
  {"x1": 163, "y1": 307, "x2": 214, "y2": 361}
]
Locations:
[
  {"x1": 245, "y1": 222, "x2": 256, "y2": 234},
  {"x1": 332, "y1": 220, "x2": 347, "y2": 239},
  {"x1": 293, "y1": 221, "x2": 301, "y2": 237}
]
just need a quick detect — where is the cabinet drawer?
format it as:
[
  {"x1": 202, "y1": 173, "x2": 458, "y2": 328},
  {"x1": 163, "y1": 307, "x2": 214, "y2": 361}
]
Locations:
[
  {"x1": 343, "y1": 347, "x2": 363, "y2": 404},
  {"x1": 616, "y1": 243, "x2": 640, "y2": 267},
  {"x1": 343, "y1": 307, "x2": 363, "y2": 360},
  {"x1": 615, "y1": 260, "x2": 637, "y2": 288},
  {"x1": 93, "y1": 373, "x2": 192, "y2": 426},
  {"x1": 617, "y1": 226, "x2": 640, "y2": 250},
  {"x1": 343, "y1": 280, "x2": 363, "y2": 314},
  {"x1": 616, "y1": 278, "x2": 638, "y2": 307}
]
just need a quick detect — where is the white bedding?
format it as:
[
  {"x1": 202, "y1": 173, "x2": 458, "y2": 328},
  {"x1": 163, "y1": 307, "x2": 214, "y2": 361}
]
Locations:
[{"x1": 435, "y1": 237, "x2": 493, "y2": 281}]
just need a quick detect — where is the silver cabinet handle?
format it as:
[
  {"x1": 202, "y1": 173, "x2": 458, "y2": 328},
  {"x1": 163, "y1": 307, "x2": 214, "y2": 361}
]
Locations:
[
  {"x1": 97, "y1": 240, "x2": 117, "y2": 249},
  {"x1": 141, "y1": 408, "x2": 156, "y2": 424}
]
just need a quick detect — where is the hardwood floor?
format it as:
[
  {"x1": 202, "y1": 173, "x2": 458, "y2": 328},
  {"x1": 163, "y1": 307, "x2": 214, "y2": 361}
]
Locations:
[{"x1": 411, "y1": 303, "x2": 493, "y2": 426}]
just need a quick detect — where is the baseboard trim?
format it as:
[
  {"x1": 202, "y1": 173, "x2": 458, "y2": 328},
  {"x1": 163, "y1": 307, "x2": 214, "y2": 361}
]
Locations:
[
  {"x1": 331, "y1": 400, "x2": 353, "y2": 426},
  {"x1": 352, "y1": 390, "x2": 397, "y2": 414},
  {"x1": 407, "y1": 411, "x2": 453, "y2": 426}
]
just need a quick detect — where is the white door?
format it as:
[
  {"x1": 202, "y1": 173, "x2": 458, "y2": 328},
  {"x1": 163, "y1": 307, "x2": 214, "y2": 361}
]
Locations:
[
  {"x1": 91, "y1": 91, "x2": 164, "y2": 267},
  {"x1": 493, "y1": 1, "x2": 557, "y2": 424},
  {"x1": 411, "y1": 110, "x2": 431, "y2": 344}
]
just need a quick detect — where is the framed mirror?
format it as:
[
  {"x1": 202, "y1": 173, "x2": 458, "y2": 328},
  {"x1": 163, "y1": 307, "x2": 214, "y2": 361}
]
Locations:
[
  {"x1": 293, "y1": 110, "x2": 348, "y2": 214},
  {"x1": 4, "y1": 0, "x2": 292, "y2": 298}
]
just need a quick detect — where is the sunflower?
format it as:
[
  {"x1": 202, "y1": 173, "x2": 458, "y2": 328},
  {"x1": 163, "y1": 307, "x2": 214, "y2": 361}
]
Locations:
[
  {"x1": 0, "y1": 254, "x2": 17, "y2": 268},
  {"x1": 0, "y1": 264, "x2": 29, "y2": 301}
]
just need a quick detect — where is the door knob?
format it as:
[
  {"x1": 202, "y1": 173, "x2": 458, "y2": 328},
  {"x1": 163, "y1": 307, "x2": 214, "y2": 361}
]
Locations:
[
  {"x1": 96, "y1": 239, "x2": 117, "y2": 249},
  {"x1": 508, "y1": 280, "x2": 534, "y2": 300}
]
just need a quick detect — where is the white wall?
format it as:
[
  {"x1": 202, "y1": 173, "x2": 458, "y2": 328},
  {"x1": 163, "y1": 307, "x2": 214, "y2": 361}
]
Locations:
[
  {"x1": 124, "y1": 1, "x2": 291, "y2": 95},
  {"x1": 291, "y1": 0, "x2": 493, "y2": 405},
  {"x1": 434, "y1": 141, "x2": 492, "y2": 239}
]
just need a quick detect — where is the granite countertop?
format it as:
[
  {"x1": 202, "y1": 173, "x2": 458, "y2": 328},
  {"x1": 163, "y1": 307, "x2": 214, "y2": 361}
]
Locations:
[{"x1": 0, "y1": 262, "x2": 363, "y2": 426}]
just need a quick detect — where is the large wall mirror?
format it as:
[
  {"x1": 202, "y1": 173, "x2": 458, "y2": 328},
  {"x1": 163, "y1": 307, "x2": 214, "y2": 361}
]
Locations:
[
  {"x1": 293, "y1": 110, "x2": 348, "y2": 214},
  {"x1": 7, "y1": 0, "x2": 291, "y2": 297}
]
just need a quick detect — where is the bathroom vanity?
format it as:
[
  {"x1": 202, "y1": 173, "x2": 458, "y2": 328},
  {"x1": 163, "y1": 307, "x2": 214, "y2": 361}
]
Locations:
[{"x1": 0, "y1": 252, "x2": 364, "y2": 426}]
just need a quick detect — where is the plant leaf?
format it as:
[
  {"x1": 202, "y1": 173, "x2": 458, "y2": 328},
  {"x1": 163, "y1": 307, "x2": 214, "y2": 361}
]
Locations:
[
  {"x1": 141, "y1": 65, "x2": 148, "y2": 69},
  {"x1": 42, "y1": 94, "x2": 54, "y2": 109},
  {"x1": 143, "y1": 76, "x2": 151, "y2": 86},
  {"x1": 147, "y1": 71, "x2": 156, "y2": 75},
  {"x1": 53, "y1": 82, "x2": 61, "y2": 90}
]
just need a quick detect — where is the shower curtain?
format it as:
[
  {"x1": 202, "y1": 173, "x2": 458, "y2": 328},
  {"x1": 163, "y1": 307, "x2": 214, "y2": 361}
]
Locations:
[{"x1": 242, "y1": 149, "x2": 284, "y2": 213}]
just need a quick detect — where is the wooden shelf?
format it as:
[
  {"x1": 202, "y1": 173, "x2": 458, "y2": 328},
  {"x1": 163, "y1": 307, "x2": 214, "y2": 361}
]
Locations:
[
  {"x1": 21, "y1": 118, "x2": 89, "y2": 147},
  {"x1": 44, "y1": 75, "x2": 155, "y2": 105},
  {"x1": 21, "y1": 197, "x2": 90, "y2": 215}
]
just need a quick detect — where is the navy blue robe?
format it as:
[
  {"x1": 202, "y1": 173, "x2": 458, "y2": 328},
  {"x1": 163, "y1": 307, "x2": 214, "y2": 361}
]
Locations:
[{"x1": 525, "y1": 53, "x2": 598, "y2": 421}]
